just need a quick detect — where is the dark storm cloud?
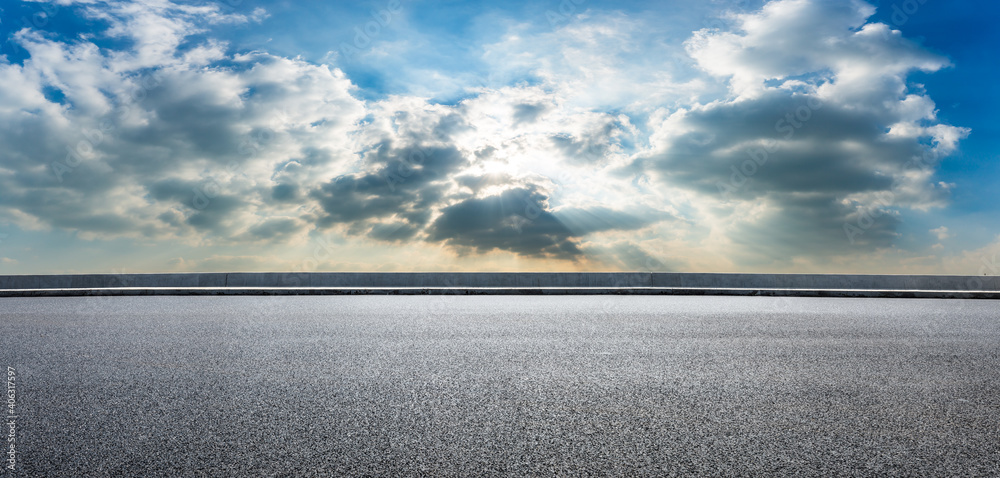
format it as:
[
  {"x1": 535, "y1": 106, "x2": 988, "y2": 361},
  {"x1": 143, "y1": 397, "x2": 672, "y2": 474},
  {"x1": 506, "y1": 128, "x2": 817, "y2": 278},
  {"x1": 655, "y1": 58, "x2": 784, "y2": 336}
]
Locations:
[
  {"x1": 310, "y1": 143, "x2": 467, "y2": 229},
  {"x1": 426, "y1": 187, "x2": 584, "y2": 259}
]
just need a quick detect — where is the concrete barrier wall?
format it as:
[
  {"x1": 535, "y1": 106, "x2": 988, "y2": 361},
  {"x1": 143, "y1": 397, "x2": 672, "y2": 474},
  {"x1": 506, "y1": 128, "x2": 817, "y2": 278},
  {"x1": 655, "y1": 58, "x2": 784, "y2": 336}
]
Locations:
[
  {"x1": 649, "y1": 273, "x2": 1000, "y2": 291},
  {"x1": 0, "y1": 273, "x2": 229, "y2": 289},
  {"x1": 224, "y1": 272, "x2": 653, "y2": 288},
  {"x1": 1, "y1": 272, "x2": 998, "y2": 291}
]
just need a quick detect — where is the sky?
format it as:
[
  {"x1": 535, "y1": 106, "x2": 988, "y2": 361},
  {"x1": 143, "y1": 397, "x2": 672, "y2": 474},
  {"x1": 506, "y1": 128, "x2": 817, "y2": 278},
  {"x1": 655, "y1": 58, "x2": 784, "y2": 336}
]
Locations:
[{"x1": 0, "y1": 0, "x2": 998, "y2": 274}]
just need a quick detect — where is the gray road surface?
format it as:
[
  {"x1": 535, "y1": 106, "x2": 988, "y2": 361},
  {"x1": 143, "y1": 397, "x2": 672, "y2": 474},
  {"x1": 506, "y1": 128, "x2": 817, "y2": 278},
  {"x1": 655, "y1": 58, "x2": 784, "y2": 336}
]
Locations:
[{"x1": 1, "y1": 295, "x2": 998, "y2": 476}]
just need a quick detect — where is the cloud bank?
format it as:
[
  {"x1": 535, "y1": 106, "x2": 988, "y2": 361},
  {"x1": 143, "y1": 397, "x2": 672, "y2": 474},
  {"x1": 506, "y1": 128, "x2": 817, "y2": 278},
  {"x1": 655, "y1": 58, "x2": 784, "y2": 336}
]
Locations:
[{"x1": 0, "y1": 0, "x2": 978, "y2": 273}]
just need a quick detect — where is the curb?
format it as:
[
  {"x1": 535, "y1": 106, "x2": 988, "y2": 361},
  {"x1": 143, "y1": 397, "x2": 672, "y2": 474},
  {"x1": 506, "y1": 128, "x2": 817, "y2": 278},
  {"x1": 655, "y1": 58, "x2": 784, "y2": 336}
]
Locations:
[{"x1": 2, "y1": 287, "x2": 999, "y2": 299}]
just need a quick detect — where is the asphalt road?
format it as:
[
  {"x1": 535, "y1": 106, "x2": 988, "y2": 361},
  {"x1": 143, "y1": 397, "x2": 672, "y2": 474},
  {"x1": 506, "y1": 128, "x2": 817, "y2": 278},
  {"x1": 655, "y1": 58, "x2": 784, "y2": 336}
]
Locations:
[{"x1": 1, "y1": 295, "x2": 998, "y2": 477}]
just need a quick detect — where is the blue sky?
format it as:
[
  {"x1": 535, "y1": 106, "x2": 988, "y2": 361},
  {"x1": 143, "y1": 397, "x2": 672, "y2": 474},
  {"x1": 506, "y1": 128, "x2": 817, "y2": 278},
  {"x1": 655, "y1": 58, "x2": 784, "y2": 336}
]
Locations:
[{"x1": 0, "y1": 0, "x2": 998, "y2": 274}]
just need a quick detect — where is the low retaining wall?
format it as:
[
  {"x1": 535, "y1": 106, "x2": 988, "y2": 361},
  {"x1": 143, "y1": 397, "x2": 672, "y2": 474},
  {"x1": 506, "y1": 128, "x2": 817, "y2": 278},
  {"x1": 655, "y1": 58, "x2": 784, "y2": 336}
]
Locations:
[{"x1": 0, "y1": 273, "x2": 998, "y2": 298}]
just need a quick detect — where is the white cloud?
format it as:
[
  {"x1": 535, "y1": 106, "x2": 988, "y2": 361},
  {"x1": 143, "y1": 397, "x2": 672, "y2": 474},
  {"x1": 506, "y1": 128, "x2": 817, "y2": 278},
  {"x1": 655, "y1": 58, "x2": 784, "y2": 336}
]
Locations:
[
  {"x1": 0, "y1": 0, "x2": 981, "y2": 272},
  {"x1": 636, "y1": 0, "x2": 969, "y2": 267},
  {"x1": 0, "y1": 1, "x2": 671, "y2": 267},
  {"x1": 685, "y1": 0, "x2": 946, "y2": 98}
]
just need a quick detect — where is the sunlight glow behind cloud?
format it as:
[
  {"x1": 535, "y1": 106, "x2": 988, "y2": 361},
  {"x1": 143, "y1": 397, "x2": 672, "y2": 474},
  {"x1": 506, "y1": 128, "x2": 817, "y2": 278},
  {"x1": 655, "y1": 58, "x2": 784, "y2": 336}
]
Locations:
[{"x1": 0, "y1": 0, "x2": 996, "y2": 274}]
